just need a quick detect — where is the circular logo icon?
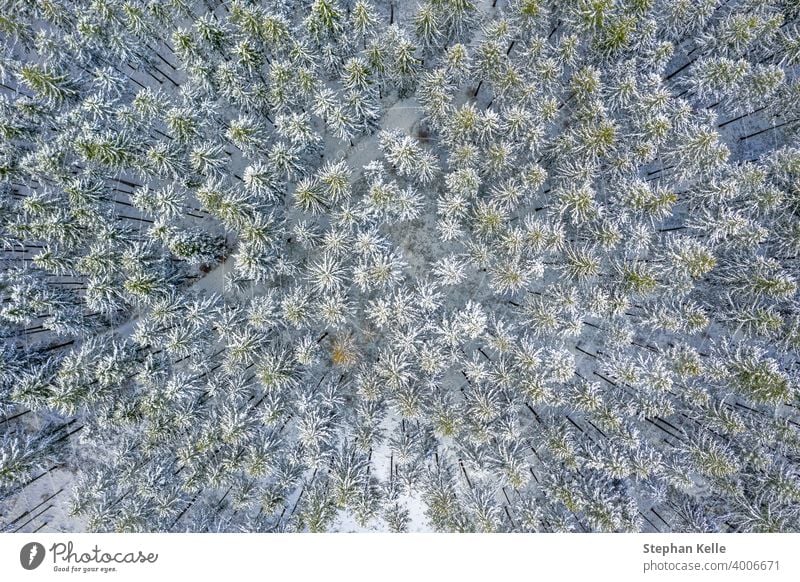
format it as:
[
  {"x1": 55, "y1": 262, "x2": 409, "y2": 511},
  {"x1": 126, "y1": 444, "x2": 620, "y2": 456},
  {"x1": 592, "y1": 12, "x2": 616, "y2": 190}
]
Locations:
[{"x1": 20, "y1": 542, "x2": 46, "y2": 570}]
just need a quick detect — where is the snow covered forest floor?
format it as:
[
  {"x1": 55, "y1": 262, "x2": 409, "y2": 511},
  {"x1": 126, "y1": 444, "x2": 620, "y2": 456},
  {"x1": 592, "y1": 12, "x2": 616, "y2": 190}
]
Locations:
[{"x1": 2, "y1": 0, "x2": 800, "y2": 533}]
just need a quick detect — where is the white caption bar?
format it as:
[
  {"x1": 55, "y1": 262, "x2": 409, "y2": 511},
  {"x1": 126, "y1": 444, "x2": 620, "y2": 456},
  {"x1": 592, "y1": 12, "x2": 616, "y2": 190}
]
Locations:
[{"x1": 2, "y1": 533, "x2": 799, "y2": 581}]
